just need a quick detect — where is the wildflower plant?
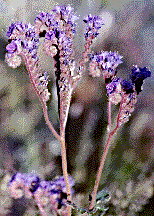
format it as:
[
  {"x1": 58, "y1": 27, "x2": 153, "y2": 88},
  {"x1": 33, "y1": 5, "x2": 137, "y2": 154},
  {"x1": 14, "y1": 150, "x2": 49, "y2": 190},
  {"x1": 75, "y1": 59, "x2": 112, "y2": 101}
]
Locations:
[{"x1": 4, "y1": 3, "x2": 151, "y2": 216}]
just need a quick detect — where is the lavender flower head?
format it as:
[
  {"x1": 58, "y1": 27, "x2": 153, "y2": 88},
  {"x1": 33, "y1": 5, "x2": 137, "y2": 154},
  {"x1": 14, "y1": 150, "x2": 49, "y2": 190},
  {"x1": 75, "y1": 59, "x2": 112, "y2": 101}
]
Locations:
[
  {"x1": 122, "y1": 66, "x2": 151, "y2": 95},
  {"x1": 52, "y1": 4, "x2": 79, "y2": 24},
  {"x1": 106, "y1": 77, "x2": 122, "y2": 105},
  {"x1": 83, "y1": 14, "x2": 104, "y2": 38},
  {"x1": 130, "y1": 66, "x2": 151, "y2": 94},
  {"x1": 89, "y1": 51, "x2": 123, "y2": 79},
  {"x1": 117, "y1": 66, "x2": 151, "y2": 125},
  {"x1": 8, "y1": 173, "x2": 40, "y2": 199},
  {"x1": 5, "y1": 22, "x2": 39, "y2": 68},
  {"x1": 5, "y1": 20, "x2": 53, "y2": 103},
  {"x1": 24, "y1": 173, "x2": 40, "y2": 197},
  {"x1": 122, "y1": 79, "x2": 134, "y2": 94},
  {"x1": 8, "y1": 173, "x2": 75, "y2": 212},
  {"x1": 6, "y1": 40, "x2": 18, "y2": 54}
]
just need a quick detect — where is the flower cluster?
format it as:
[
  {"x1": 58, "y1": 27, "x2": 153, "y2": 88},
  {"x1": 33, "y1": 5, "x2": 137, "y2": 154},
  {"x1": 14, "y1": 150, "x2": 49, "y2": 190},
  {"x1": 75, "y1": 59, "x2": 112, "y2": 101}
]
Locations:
[
  {"x1": 89, "y1": 51, "x2": 123, "y2": 80},
  {"x1": 5, "y1": 21, "x2": 51, "y2": 103},
  {"x1": 8, "y1": 173, "x2": 74, "y2": 214},
  {"x1": 129, "y1": 66, "x2": 151, "y2": 94},
  {"x1": 5, "y1": 4, "x2": 104, "y2": 111},
  {"x1": 34, "y1": 4, "x2": 78, "y2": 65},
  {"x1": 106, "y1": 66, "x2": 151, "y2": 125},
  {"x1": 83, "y1": 14, "x2": 104, "y2": 39},
  {"x1": 5, "y1": 23, "x2": 39, "y2": 63},
  {"x1": 4, "y1": 4, "x2": 152, "y2": 216},
  {"x1": 106, "y1": 77, "x2": 122, "y2": 105},
  {"x1": 89, "y1": 50, "x2": 151, "y2": 125}
]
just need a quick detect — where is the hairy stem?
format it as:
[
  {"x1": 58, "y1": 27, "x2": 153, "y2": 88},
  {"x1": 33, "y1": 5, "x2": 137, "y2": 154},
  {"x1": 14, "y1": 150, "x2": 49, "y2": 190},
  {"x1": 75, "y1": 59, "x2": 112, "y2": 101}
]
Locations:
[
  {"x1": 89, "y1": 95, "x2": 125, "y2": 210},
  {"x1": 60, "y1": 98, "x2": 71, "y2": 216},
  {"x1": 42, "y1": 103, "x2": 61, "y2": 141},
  {"x1": 108, "y1": 100, "x2": 112, "y2": 132},
  {"x1": 36, "y1": 200, "x2": 47, "y2": 216},
  {"x1": 23, "y1": 54, "x2": 61, "y2": 141},
  {"x1": 89, "y1": 125, "x2": 119, "y2": 210}
]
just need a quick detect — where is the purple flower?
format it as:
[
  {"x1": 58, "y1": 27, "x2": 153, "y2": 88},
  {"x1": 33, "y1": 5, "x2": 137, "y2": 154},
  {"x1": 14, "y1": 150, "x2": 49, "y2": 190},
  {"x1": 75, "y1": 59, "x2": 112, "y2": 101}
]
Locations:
[
  {"x1": 53, "y1": 176, "x2": 75, "y2": 192},
  {"x1": 45, "y1": 13, "x2": 56, "y2": 27},
  {"x1": 7, "y1": 22, "x2": 36, "y2": 39},
  {"x1": 38, "y1": 71, "x2": 49, "y2": 88},
  {"x1": 6, "y1": 22, "x2": 27, "y2": 38},
  {"x1": 52, "y1": 5, "x2": 61, "y2": 14},
  {"x1": 25, "y1": 174, "x2": 40, "y2": 193},
  {"x1": 15, "y1": 22, "x2": 26, "y2": 32},
  {"x1": 60, "y1": 5, "x2": 73, "y2": 18},
  {"x1": 35, "y1": 12, "x2": 56, "y2": 27},
  {"x1": 49, "y1": 176, "x2": 74, "y2": 209},
  {"x1": 35, "y1": 11, "x2": 48, "y2": 22},
  {"x1": 8, "y1": 173, "x2": 25, "y2": 186},
  {"x1": 21, "y1": 38, "x2": 39, "y2": 59},
  {"x1": 83, "y1": 14, "x2": 104, "y2": 38},
  {"x1": 122, "y1": 79, "x2": 134, "y2": 94},
  {"x1": 39, "y1": 180, "x2": 52, "y2": 191},
  {"x1": 90, "y1": 51, "x2": 123, "y2": 72},
  {"x1": 58, "y1": 32, "x2": 73, "y2": 53},
  {"x1": 106, "y1": 78, "x2": 123, "y2": 104},
  {"x1": 35, "y1": 176, "x2": 75, "y2": 210},
  {"x1": 83, "y1": 15, "x2": 104, "y2": 29},
  {"x1": 22, "y1": 40, "x2": 34, "y2": 50},
  {"x1": 52, "y1": 4, "x2": 79, "y2": 25},
  {"x1": 6, "y1": 23, "x2": 16, "y2": 37},
  {"x1": 106, "y1": 77, "x2": 121, "y2": 95},
  {"x1": 6, "y1": 40, "x2": 17, "y2": 53},
  {"x1": 101, "y1": 51, "x2": 123, "y2": 70},
  {"x1": 8, "y1": 172, "x2": 75, "y2": 212},
  {"x1": 63, "y1": 59, "x2": 69, "y2": 65},
  {"x1": 130, "y1": 66, "x2": 151, "y2": 82},
  {"x1": 67, "y1": 14, "x2": 79, "y2": 25},
  {"x1": 8, "y1": 173, "x2": 26, "y2": 198},
  {"x1": 61, "y1": 5, "x2": 74, "y2": 15},
  {"x1": 130, "y1": 66, "x2": 151, "y2": 94},
  {"x1": 45, "y1": 30, "x2": 56, "y2": 40}
]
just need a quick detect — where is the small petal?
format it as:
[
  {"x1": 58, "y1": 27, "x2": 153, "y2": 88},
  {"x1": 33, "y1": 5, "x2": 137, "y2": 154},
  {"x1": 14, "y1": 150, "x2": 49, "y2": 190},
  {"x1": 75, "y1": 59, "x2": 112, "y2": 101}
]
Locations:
[
  {"x1": 106, "y1": 77, "x2": 121, "y2": 95},
  {"x1": 130, "y1": 66, "x2": 151, "y2": 82},
  {"x1": 122, "y1": 79, "x2": 134, "y2": 94},
  {"x1": 83, "y1": 14, "x2": 104, "y2": 38},
  {"x1": 130, "y1": 66, "x2": 151, "y2": 94},
  {"x1": 6, "y1": 23, "x2": 16, "y2": 37},
  {"x1": 6, "y1": 40, "x2": 17, "y2": 53}
]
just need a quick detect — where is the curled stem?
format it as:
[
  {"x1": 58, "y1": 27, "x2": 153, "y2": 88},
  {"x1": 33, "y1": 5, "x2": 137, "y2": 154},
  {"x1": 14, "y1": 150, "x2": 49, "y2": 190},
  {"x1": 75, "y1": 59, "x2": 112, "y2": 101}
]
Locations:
[{"x1": 23, "y1": 53, "x2": 61, "y2": 141}]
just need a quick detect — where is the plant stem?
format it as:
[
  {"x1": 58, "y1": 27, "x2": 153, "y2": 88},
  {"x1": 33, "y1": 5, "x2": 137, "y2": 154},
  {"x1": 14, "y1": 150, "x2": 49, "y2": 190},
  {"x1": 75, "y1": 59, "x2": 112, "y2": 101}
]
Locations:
[
  {"x1": 42, "y1": 103, "x2": 61, "y2": 141},
  {"x1": 36, "y1": 200, "x2": 47, "y2": 216},
  {"x1": 60, "y1": 98, "x2": 71, "y2": 216},
  {"x1": 89, "y1": 125, "x2": 118, "y2": 211},
  {"x1": 23, "y1": 54, "x2": 61, "y2": 141},
  {"x1": 89, "y1": 94, "x2": 125, "y2": 210},
  {"x1": 108, "y1": 100, "x2": 112, "y2": 132}
]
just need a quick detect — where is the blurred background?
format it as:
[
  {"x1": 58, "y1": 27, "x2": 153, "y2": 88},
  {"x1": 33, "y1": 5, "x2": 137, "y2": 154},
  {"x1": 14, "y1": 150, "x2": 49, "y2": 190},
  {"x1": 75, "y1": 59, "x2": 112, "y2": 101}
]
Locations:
[{"x1": 0, "y1": 0, "x2": 154, "y2": 215}]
